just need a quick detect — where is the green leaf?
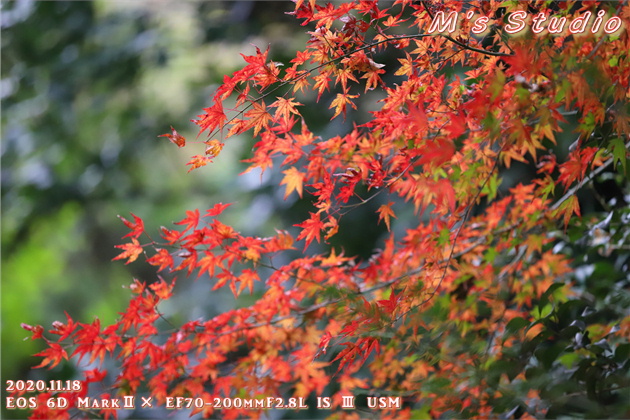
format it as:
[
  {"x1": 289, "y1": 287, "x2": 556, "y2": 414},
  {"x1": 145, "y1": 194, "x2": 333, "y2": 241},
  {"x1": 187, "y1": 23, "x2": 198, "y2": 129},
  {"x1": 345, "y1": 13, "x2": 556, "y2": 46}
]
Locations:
[
  {"x1": 489, "y1": 70, "x2": 506, "y2": 101},
  {"x1": 534, "y1": 342, "x2": 564, "y2": 369},
  {"x1": 538, "y1": 282, "x2": 565, "y2": 309},
  {"x1": 482, "y1": 173, "x2": 501, "y2": 201},
  {"x1": 556, "y1": 300, "x2": 588, "y2": 327},
  {"x1": 608, "y1": 56, "x2": 618, "y2": 67},
  {"x1": 613, "y1": 343, "x2": 630, "y2": 363},
  {"x1": 438, "y1": 227, "x2": 451, "y2": 246},
  {"x1": 425, "y1": 376, "x2": 452, "y2": 393},
  {"x1": 476, "y1": 300, "x2": 491, "y2": 320},
  {"x1": 609, "y1": 138, "x2": 628, "y2": 175},
  {"x1": 558, "y1": 352, "x2": 579, "y2": 368},
  {"x1": 487, "y1": 359, "x2": 515, "y2": 386},
  {"x1": 483, "y1": 246, "x2": 498, "y2": 265},
  {"x1": 535, "y1": 303, "x2": 553, "y2": 320},
  {"x1": 410, "y1": 406, "x2": 431, "y2": 419},
  {"x1": 505, "y1": 317, "x2": 529, "y2": 335}
]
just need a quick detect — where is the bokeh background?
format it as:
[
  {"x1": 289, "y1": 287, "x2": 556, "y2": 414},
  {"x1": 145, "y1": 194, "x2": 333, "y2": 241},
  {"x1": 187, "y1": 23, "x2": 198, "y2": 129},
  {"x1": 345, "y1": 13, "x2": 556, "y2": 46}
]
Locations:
[{"x1": 3, "y1": 1, "x2": 628, "y2": 419}]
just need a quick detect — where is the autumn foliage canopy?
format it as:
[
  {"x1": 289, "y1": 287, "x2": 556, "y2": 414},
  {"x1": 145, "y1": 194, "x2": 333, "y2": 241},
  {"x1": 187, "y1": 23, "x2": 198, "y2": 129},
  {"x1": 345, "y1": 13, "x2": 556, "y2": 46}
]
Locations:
[{"x1": 19, "y1": 1, "x2": 630, "y2": 419}]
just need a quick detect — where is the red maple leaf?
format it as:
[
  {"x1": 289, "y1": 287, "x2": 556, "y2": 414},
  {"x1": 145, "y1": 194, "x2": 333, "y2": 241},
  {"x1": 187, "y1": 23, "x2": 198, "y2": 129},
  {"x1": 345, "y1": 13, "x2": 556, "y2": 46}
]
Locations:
[
  {"x1": 377, "y1": 288, "x2": 400, "y2": 314},
  {"x1": 295, "y1": 212, "x2": 323, "y2": 250},
  {"x1": 175, "y1": 209, "x2": 200, "y2": 232},
  {"x1": 33, "y1": 343, "x2": 68, "y2": 369},
  {"x1": 204, "y1": 202, "x2": 233, "y2": 218},
  {"x1": 118, "y1": 213, "x2": 144, "y2": 239},
  {"x1": 146, "y1": 248, "x2": 174, "y2": 272},
  {"x1": 194, "y1": 102, "x2": 226, "y2": 135},
  {"x1": 113, "y1": 238, "x2": 143, "y2": 264}
]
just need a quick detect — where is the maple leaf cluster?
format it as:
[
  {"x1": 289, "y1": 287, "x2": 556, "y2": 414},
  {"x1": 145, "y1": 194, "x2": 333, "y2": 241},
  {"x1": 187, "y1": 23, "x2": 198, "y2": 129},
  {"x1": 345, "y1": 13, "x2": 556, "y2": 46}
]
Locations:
[{"x1": 22, "y1": 1, "x2": 629, "y2": 419}]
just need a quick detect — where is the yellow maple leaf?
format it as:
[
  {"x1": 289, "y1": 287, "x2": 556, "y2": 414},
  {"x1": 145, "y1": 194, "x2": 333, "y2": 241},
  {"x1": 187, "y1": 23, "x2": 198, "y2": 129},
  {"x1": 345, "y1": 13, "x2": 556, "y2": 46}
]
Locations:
[
  {"x1": 204, "y1": 139, "x2": 224, "y2": 158},
  {"x1": 186, "y1": 155, "x2": 211, "y2": 172},
  {"x1": 280, "y1": 167, "x2": 305, "y2": 199},
  {"x1": 243, "y1": 101, "x2": 271, "y2": 136},
  {"x1": 377, "y1": 202, "x2": 397, "y2": 231},
  {"x1": 271, "y1": 97, "x2": 303, "y2": 122},
  {"x1": 329, "y1": 93, "x2": 358, "y2": 120}
]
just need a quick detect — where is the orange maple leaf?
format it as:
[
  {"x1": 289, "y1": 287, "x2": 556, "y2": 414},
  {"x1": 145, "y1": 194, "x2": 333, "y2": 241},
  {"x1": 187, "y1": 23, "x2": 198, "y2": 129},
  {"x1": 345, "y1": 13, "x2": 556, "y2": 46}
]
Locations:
[
  {"x1": 335, "y1": 67, "x2": 359, "y2": 92},
  {"x1": 204, "y1": 139, "x2": 224, "y2": 158},
  {"x1": 321, "y1": 247, "x2": 352, "y2": 267},
  {"x1": 113, "y1": 238, "x2": 143, "y2": 264},
  {"x1": 329, "y1": 93, "x2": 358, "y2": 120},
  {"x1": 237, "y1": 269, "x2": 260, "y2": 295},
  {"x1": 281, "y1": 167, "x2": 306, "y2": 199},
  {"x1": 149, "y1": 277, "x2": 174, "y2": 300},
  {"x1": 266, "y1": 229, "x2": 295, "y2": 252},
  {"x1": 186, "y1": 155, "x2": 212, "y2": 172},
  {"x1": 158, "y1": 126, "x2": 186, "y2": 147},
  {"x1": 271, "y1": 97, "x2": 303, "y2": 123},
  {"x1": 557, "y1": 195, "x2": 581, "y2": 229},
  {"x1": 146, "y1": 248, "x2": 173, "y2": 272},
  {"x1": 244, "y1": 101, "x2": 271, "y2": 136},
  {"x1": 377, "y1": 202, "x2": 397, "y2": 231}
]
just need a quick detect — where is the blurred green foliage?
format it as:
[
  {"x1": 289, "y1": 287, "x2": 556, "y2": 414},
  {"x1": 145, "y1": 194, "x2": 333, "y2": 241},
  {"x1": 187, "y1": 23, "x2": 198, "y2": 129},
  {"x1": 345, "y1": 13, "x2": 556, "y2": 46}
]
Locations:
[
  {"x1": 1, "y1": 1, "x2": 305, "y2": 418},
  {"x1": 2, "y1": 1, "x2": 628, "y2": 419}
]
